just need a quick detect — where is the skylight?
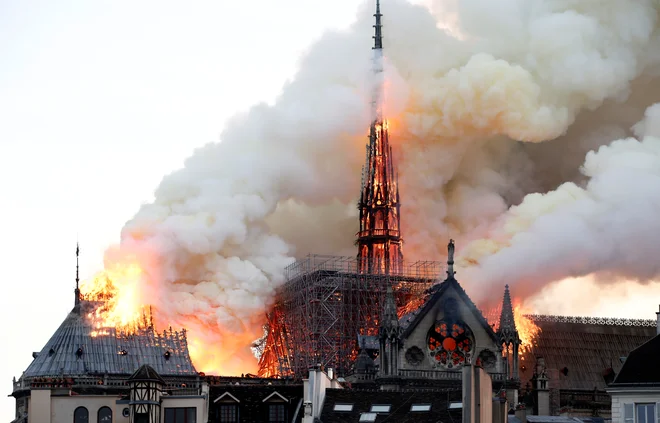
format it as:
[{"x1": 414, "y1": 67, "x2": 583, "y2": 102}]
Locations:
[
  {"x1": 411, "y1": 404, "x2": 431, "y2": 411},
  {"x1": 370, "y1": 405, "x2": 391, "y2": 413},
  {"x1": 359, "y1": 413, "x2": 377, "y2": 422},
  {"x1": 333, "y1": 404, "x2": 354, "y2": 412}
]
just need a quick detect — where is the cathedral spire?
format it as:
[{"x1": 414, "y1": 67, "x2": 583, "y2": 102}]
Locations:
[
  {"x1": 373, "y1": 0, "x2": 383, "y2": 50},
  {"x1": 74, "y1": 242, "x2": 81, "y2": 306},
  {"x1": 357, "y1": 0, "x2": 404, "y2": 275}
]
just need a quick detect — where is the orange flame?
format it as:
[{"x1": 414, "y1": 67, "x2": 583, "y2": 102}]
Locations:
[
  {"x1": 484, "y1": 300, "x2": 541, "y2": 358},
  {"x1": 513, "y1": 302, "x2": 541, "y2": 356},
  {"x1": 80, "y1": 260, "x2": 147, "y2": 335}
]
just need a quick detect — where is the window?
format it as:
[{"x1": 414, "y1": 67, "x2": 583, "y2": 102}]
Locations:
[
  {"x1": 98, "y1": 406, "x2": 113, "y2": 422},
  {"x1": 359, "y1": 413, "x2": 377, "y2": 422},
  {"x1": 370, "y1": 405, "x2": 391, "y2": 413},
  {"x1": 428, "y1": 320, "x2": 474, "y2": 369},
  {"x1": 73, "y1": 407, "x2": 89, "y2": 423},
  {"x1": 219, "y1": 404, "x2": 238, "y2": 422},
  {"x1": 636, "y1": 404, "x2": 656, "y2": 423},
  {"x1": 333, "y1": 404, "x2": 354, "y2": 411},
  {"x1": 164, "y1": 407, "x2": 197, "y2": 423},
  {"x1": 411, "y1": 404, "x2": 431, "y2": 411},
  {"x1": 268, "y1": 404, "x2": 286, "y2": 423}
]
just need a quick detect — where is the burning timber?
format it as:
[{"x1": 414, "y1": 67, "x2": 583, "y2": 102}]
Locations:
[
  {"x1": 13, "y1": 298, "x2": 200, "y2": 396},
  {"x1": 259, "y1": 254, "x2": 444, "y2": 378}
]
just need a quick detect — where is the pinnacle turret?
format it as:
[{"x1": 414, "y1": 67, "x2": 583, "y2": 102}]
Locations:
[
  {"x1": 446, "y1": 239, "x2": 456, "y2": 279},
  {"x1": 497, "y1": 285, "x2": 520, "y2": 345},
  {"x1": 380, "y1": 284, "x2": 399, "y2": 336}
]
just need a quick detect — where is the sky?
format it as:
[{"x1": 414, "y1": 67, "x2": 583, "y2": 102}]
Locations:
[
  {"x1": 0, "y1": 0, "x2": 391, "y2": 418},
  {"x1": 2, "y1": 0, "x2": 659, "y2": 420}
]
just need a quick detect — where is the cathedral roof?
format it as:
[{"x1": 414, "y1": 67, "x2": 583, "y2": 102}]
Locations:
[
  {"x1": 401, "y1": 275, "x2": 499, "y2": 345},
  {"x1": 520, "y1": 316, "x2": 656, "y2": 391},
  {"x1": 22, "y1": 301, "x2": 197, "y2": 379}
]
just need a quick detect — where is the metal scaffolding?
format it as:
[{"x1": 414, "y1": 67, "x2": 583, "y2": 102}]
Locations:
[{"x1": 263, "y1": 254, "x2": 444, "y2": 378}]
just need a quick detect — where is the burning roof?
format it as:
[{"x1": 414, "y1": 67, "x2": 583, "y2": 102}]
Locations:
[{"x1": 22, "y1": 300, "x2": 196, "y2": 379}]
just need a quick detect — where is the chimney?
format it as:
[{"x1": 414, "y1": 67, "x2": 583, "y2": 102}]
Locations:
[
  {"x1": 656, "y1": 305, "x2": 660, "y2": 335},
  {"x1": 515, "y1": 405, "x2": 527, "y2": 423}
]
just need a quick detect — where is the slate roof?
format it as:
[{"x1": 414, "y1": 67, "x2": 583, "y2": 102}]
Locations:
[
  {"x1": 320, "y1": 388, "x2": 462, "y2": 422},
  {"x1": 129, "y1": 364, "x2": 166, "y2": 384},
  {"x1": 609, "y1": 333, "x2": 660, "y2": 386},
  {"x1": 520, "y1": 317, "x2": 655, "y2": 391},
  {"x1": 525, "y1": 417, "x2": 606, "y2": 423},
  {"x1": 21, "y1": 301, "x2": 197, "y2": 379},
  {"x1": 208, "y1": 384, "x2": 304, "y2": 423}
]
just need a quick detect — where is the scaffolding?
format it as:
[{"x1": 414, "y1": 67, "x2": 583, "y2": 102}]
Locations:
[{"x1": 263, "y1": 254, "x2": 444, "y2": 378}]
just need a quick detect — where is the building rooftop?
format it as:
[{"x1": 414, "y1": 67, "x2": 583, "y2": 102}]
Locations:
[
  {"x1": 319, "y1": 387, "x2": 462, "y2": 422},
  {"x1": 609, "y1": 332, "x2": 660, "y2": 386},
  {"x1": 521, "y1": 315, "x2": 656, "y2": 391},
  {"x1": 20, "y1": 301, "x2": 196, "y2": 381}
]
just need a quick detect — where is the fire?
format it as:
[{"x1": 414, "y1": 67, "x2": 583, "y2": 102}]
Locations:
[
  {"x1": 80, "y1": 256, "x2": 261, "y2": 376},
  {"x1": 513, "y1": 302, "x2": 541, "y2": 356},
  {"x1": 484, "y1": 300, "x2": 542, "y2": 357},
  {"x1": 80, "y1": 260, "x2": 146, "y2": 334}
]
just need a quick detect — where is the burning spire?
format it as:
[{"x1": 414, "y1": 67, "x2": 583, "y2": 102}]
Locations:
[{"x1": 357, "y1": 0, "x2": 404, "y2": 275}]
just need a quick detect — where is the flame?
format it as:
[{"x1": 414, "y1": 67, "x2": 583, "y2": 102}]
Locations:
[
  {"x1": 484, "y1": 300, "x2": 541, "y2": 358},
  {"x1": 80, "y1": 260, "x2": 147, "y2": 334},
  {"x1": 513, "y1": 302, "x2": 541, "y2": 356}
]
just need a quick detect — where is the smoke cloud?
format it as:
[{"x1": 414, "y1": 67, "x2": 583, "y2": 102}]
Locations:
[
  {"x1": 460, "y1": 103, "x2": 660, "y2": 305},
  {"x1": 96, "y1": 0, "x2": 660, "y2": 373}
]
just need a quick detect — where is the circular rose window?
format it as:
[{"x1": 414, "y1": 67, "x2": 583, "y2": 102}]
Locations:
[{"x1": 427, "y1": 320, "x2": 474, "y2": 369}]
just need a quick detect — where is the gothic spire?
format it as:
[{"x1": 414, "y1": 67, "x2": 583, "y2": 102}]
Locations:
[
  {"x1": 497, "y1": 284, "x2": 520, "y2": 345},
  {"x1": 74, "y1": 242, "x2": 81, "y2": 306},
  {"x1": 356, "y1": 0, "x2": 403, "y2": 275},
  {"x1": 373, "y1": 0, "x2": 383, "y2": 50}
]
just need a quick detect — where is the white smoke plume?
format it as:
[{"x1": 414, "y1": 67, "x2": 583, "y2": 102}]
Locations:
[
  {"x1": 460, "y1": 103, "x2": 660, "y2": 306},
  {"x1": 93, "y1": 0, "x2": 660, "y2": 373}
]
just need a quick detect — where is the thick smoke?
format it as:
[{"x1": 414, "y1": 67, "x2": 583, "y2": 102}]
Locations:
[
  {"x1": 460, "y1": 103, "x2": 660, "y2": 305},
  {"x1": 103, "y1": 0, "x2": 660, "y2": 373}
]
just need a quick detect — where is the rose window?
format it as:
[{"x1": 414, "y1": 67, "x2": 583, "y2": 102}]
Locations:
[{"x1": 427, "y1": 321, "x2": 474, "y2": 369}]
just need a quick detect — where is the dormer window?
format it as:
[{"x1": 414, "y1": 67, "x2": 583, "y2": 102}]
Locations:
[
  {"x1": 214, "y1": 392, "x2": 240, "y2": 423},
  {"x1": 263, "y1": 391, "x2": 288, "y2": 423}
]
